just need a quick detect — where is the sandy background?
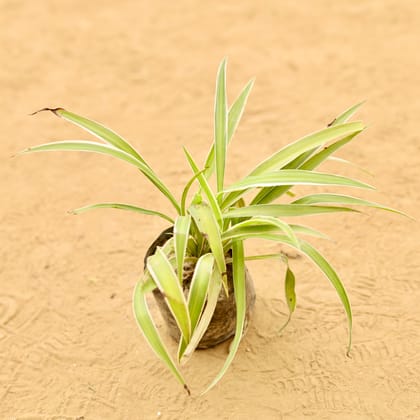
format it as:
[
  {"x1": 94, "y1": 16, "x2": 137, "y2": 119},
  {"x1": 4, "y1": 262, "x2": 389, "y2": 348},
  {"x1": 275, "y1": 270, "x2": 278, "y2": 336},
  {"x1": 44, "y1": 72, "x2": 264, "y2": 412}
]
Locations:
[{"x1": 1, "y1": 1, "x2": 420, "y2": 419}]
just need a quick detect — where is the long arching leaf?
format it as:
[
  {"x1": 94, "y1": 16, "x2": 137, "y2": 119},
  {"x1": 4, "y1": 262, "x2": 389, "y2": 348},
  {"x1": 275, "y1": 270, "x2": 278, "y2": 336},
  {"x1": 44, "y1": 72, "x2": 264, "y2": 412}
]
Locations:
[
  {"x1": 180, "y1": 266, "x2": 222, "y2": 364},
  {"x1": 187, "y1": 253, "x2": 215, "y2": 331},
  {"x1": 252, "y1": 122, "x2": 364, "y2": 175},
  {"x1": 19, "y1": 140, "x2": 181, "y2": 213},
  {"x1": 32, "y1": 107, "x2": 147, "y2": 163},
  {"x1": 70, "y1": 202, "x2": 174, "y2": 223},
  {"x1": 222, "y1": 169, "x2": 374, "y2": 208},
  {"x1": 250, "y1": 131, "x2": 361, "y2": 206},
  {"x1": 222, "y1": 231, "x2": 353, "y2": 355},
  {"x1": 289, "y1": 224, "x2": 331, "y2": 240},
  {"x1": 147, "y1": 248, "x2": 191, "y2": 343},
  {"x1": 292, "y1": 193, "x2": 408, "y2": 217},
  {"x1": 252, "y1": 103, "x2": 365, "y2": 205},
  {"x1": 132, "y1": 280, "x2": 190, "y2": 394},
  {"x1": 224, "y1": 203, "x2": 357, "y2": 219},
  {"x1": 245, "y1": 233, "x2": 353, "y2": 355},
  {"x1": 222, "y1": 216, "x2": 299, "y2": 249},
  {"x1": 298, "y1": 239, "x2": 352, "y2": 355},
  {"x1": 224, "y1": 122, "x2": 365, "y2": 206},
  {"x1": 202, "y1": 239, "x2": 246, "y2": 394}
]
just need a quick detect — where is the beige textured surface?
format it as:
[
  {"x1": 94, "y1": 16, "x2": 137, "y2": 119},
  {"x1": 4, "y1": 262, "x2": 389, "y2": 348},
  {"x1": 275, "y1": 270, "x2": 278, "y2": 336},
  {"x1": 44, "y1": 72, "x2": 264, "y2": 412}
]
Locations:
[{"x1": 1, "y1": 1, "x2": 419, "y2": 418}]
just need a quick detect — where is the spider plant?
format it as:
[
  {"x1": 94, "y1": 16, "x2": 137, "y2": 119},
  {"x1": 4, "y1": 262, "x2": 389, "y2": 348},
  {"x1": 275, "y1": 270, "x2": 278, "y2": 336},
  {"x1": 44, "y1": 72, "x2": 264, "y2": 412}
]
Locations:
[{"x1": 20, "y1": 59, "x2": 404, "y2": 395}]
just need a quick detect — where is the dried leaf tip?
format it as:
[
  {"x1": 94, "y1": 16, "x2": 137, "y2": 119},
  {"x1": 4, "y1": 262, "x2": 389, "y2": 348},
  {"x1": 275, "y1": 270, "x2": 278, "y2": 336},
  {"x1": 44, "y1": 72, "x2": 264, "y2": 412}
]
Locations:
[
  {"x1": 327, "y1": 118, "x2": 336, "y2": 127},
  {"x1": 184, "y1": 384, "x2": 191, "y2": 396},
  {"x1": 29, "y1": 107, "x2": 65, "y2": 117}
]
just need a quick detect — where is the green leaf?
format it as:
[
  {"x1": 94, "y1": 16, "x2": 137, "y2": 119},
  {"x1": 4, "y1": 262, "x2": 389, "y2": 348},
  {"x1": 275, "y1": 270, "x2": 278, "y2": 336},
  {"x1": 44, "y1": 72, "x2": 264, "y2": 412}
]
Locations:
[
  {"x1": 223, "y1": 231, "x2": 353, "y2": 354},
  {"x1": 251, "y1": 122, "x2": 364, "y2": 176},
  {"x1": 19, "y1": 140, "x2": 181, "y2": 213},
  {"x1": 147, "y1": 248, "x2": 191, "y2": 343},
  {"x1": 270, "y1": 237, "x2": 353, "y2": 355},
  {"x1": 132, "y1": 280, "x2": 189, "y2": 394},
  {"x1": 187, "y1": 254, "x2": 214, "y2": 331},
  {"x1": 257, "y1": 104, "x2": 364, "y2": 211},
  {"x1": 289, "y1": 224, "x2": 331, "y2": 240},
  {"x1": 244, "y1": 253, "x2": 285, "y2": 261},
  {"x1": 227, "y1": 80, "x2": 254, "y2": 147},
  {"x1": 278, "y1": 264, "x2": 296, "y2": 334},
  {"x1": 300, "y1": 132, "x2": 359, "y2": 171},
  {"x1": 224, "y1": 169, "x2": 373, "y2": 191},
  {"x1": 19, "y1": 139, "x2": 142, "y2": 164},
  {"x1": 223, "y1": 225, "x2": 292, "y2": 242},
  {"x1": 231, "y1": 224, "x2": 328, "y2": 243},
  {"x1": 224, "y1": 203, "x2": 358, "y2": 219},
  {"x1": 183, "y1": 147, "x2": 223, "y2": 226},
  {"x1": 174, "y1": 216, "x2": 192, "y2": 284},
  {"x1": 214, "y1": 58, "x2": 228, "y2": 194},
  {"x1": 34, "y1": 107, "x2": 147, "y2": 164},
  {"x1": 327, "y1": 156, "x2": 374, "y2": 176},
  {"x1": 70, "y1": 202, "x2": 174, "y2": 223},
  {"x1": 180, "y1": 266, "x2": 223, "y2": 364},
  {"x1": 251, "y1": 131, "x2": 361, "y2": 206},
  {"x1": 292, "y1": 194, "x2": 412, "y2": 219},
  {"x1": 292, "y1": 193, "x2": 409, "y2": 217},
  {"x1": 186, "y1": 238, "x2": 198, "y2": 256},
  {"x1": 188, "y1": 202, "x2": 227, "y2": 292},
  {"x1": 299, "y1": 240, "x2": 352, "y2": 355},
  {"x1": 222, "y1": 169, "x2": 374, "y2": 207},
  {"x1": 204, "y1": 78, "x2": 254, "y2": 180},
  {"x1": 178, "y1": 253, "x2": 215, "y2": 361},
  {"x1": 221, "y1": 232, "x2": 290, "y2": 243},
  {"x1": 251, "y1": 132, "x2": 362, "y2": 206},
  {"x1": 225, "y1": 122, "x2": 364, "y2": 206},
  {"x1": 251, "y1": 148, "x2": 319, "y2": 205},
  {"x1": 252, "y1": 100, "x2": 366, "y2": 206},
  {"x1": 222, "y1": 216, "x2": 300, "y2": 249},
  {"x1": 328, "y1": 101, "x2": 365, "y2": 127},
  {"x1": 203, "y1": 240, "x2": 247, "y2": 394}
]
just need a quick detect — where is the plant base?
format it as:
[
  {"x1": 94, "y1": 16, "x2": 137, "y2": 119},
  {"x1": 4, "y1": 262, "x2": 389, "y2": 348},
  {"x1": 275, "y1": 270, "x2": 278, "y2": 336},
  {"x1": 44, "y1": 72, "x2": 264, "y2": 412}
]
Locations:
[{"x1": 144, "y1": 227, "x2": 256, "y2": 348}]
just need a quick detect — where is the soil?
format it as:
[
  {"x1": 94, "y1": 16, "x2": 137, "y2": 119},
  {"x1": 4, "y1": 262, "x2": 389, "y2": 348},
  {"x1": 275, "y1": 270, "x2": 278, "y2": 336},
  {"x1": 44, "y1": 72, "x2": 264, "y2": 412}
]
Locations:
[{"x1": 1, "y1": 1, "x2": 419, "y2": 419}]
